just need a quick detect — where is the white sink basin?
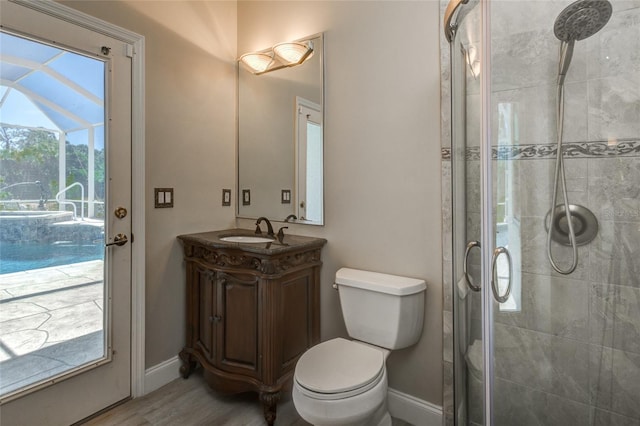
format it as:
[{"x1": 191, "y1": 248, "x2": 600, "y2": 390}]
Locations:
[{"x1": 220, "y1": 235, "x2": 274, "y2": 243}]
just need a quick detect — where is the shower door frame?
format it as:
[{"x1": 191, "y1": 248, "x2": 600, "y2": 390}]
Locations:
[
  {"x1": 478, "y1": 1, "x2": 495, "y2": 425},
  {"x1": 449, "y1": 0, "x2": 501, "y2": 424}
]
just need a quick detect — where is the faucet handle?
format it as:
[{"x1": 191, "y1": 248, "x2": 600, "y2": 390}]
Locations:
[
  {"x1": 255, "y1": 223, "x2": 262, "y2": 234},
  {"x1": 285, "y1": 214, "x2": 297, "y2": 223},
  {"x1": 277, "y1": 226, "x2": 288, "y2": 241}
]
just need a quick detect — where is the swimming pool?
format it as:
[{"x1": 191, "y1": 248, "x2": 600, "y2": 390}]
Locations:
[{"x1": 0, "y1": 241, "x2": 104, "y2": 274}]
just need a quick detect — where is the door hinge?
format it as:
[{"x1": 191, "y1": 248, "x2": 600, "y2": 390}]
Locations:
[
  {"x1": 131, "y1": 233, "x2": 135, "y2": 243},
  {"x1": 126, "y1": 44, "x2": 134, "y2": 58}
]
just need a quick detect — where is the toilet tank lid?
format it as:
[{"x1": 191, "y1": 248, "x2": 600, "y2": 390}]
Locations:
[{"x1": 335, "y1": 268, "x2": 426, "y2": 296}]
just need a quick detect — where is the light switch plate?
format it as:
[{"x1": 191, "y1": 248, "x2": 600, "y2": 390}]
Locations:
[
  {"x1": 242, "y1": 189, "x2": 251, "y2": 206},
  {"x1": 154, "y1": 188, "x2": 174, "y2": 208},
  {"x1": 281, "y1": 189, "x2": 291, "y2": 204},
  {"x1": 222, "y1": 189, "x2": 231, "y2": 206}
]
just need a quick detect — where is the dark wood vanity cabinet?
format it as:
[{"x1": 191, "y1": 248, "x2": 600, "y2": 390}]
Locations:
[{"x1": 178, "y1": 230, "x2": 326, "y2": 425}]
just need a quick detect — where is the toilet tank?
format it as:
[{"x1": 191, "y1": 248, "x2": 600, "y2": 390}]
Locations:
[{"x1": 335, "y1": 268, "x2": 426, "y2": 350}]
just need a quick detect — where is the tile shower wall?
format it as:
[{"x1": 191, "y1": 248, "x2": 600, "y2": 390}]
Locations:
[
  {"x1": 440, "y1": 1, "x2": 640, "y2": 425},
  {"x1": 491, "y1": 153, "x2": 640, "y2": 425}
]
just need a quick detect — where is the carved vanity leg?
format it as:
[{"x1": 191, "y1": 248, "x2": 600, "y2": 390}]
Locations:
[
  {"x1": 179, "y1": 349, "x2": 196, "y2": 379},
  {"x1": 260, "y1": 391, "x2": 281, "y2": 426}
]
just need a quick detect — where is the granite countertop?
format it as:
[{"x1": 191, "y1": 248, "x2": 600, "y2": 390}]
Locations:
[{"x1": 177, "y1": 228, "x2": 327, "y2": 255}]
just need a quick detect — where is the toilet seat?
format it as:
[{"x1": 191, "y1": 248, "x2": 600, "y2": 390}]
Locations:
[{"x1": 294, "y1": 338, "x2": 385, "y2": 400}]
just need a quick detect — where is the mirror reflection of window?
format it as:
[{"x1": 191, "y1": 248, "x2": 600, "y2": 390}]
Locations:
[{"x1": 296, "y1": 97, "x2": 323, "y2": 223}]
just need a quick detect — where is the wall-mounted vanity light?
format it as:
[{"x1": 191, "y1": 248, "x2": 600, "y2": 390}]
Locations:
[
  {"x1": 239, "y1": 40, "x2": 314, "y2": 75},
  {"x1": 239, "y1": 52, "x2": 273, "y2": 74}
]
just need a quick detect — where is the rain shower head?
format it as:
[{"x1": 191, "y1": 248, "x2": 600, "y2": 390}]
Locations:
[{"x1": 554, "y1": 0, "x2": 612, "y2": 42}]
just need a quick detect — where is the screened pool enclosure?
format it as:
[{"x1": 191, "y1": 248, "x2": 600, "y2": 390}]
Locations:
[
  {"x1": 0, "y1": 31, "x2": 107, "y2": 399},
  {"x1": 1, "y1": 31, "x2": 105, "y2": 219}
]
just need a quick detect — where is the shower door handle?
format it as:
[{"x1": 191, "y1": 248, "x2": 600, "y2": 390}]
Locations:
[
  {"x1": 463, "y1": 241, "x2": 481, "y2": 291},
  {"x1": 491, "y1": 246, "x2": 512, "y2": 303}
]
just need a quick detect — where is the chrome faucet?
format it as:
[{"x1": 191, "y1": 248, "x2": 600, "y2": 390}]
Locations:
[
  {"x1": 284, "y1": 214, "x2": 297, "y2": 223},
  {"x1": 255, "y1": 217, "x2": 274, "y2": 237}
]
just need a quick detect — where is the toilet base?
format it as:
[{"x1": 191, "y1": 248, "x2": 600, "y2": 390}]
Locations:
[
  {"x1": 298, "y1": 400, "x2": 391, "y2": 426},
  {"x1": 369, "y1": 403, "x2": 392, "y2": 426}
]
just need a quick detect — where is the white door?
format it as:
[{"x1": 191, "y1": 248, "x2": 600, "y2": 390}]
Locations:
[{"x1": 0, "y1": 2, "x2": 132, "y2": 424}]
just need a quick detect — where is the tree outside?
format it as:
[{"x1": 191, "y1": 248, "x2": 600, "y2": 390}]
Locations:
[{"x1": 0, "y1": 126, "x2": 105, "y2": 217}]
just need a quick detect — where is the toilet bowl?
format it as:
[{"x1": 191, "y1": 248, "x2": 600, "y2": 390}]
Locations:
[
  {"x1": 292, "y1": 268, "x2": 427, "y2": 426},
  {"x1": 292, "y1": 338, "x2": 391, "y2": 426}
]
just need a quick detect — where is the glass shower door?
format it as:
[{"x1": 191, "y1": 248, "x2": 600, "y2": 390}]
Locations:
[
  {"x1": 449, "y1": 1, "x2": 486, "y2": 424},
  {"x1": 449, "y1": 0, "x2": 640, "y2": 425}
]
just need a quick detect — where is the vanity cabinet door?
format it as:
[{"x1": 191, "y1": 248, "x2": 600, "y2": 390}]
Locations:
[
  {"x1": 194, "y1": 267, "x2": 216, "y2": 361},
  {"x1": 215, "y1": 272, "x2": 261, "y2": 379}
]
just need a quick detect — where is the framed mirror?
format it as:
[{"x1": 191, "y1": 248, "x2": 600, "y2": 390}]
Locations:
[{"x1": 237, "y1": 33, "x2": 324, "y2": 225}]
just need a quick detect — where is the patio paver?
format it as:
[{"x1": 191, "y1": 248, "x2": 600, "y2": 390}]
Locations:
[{"x1": 0, "y1": 260, "x2": 105, "y2": 397}]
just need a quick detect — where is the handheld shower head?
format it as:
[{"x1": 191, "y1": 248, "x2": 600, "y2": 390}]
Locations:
[
  {"x1": 554, "y1": 0, "x2": 612, "y2": 85},
  {"x1": 547, "y1": 0, "x2": 610, "y2": 274},
  {"x1": 554, "y1": 0, "x2": 612, "y2": 42}
]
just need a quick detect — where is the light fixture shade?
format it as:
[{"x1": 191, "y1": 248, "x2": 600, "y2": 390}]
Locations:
[
  {"x1": 239, "y1": 52, "x2": 273, "y2": 74},
  {"x1": 273, "y1": 41, "x2": 313, "y2": 65}
]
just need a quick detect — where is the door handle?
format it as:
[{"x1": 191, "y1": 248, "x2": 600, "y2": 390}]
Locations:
[
  {"x1": 106, "y1": 233, "x2": 128, "y2": 247},
  {"x1": 463, "y1": 241, "x2": 481, "y2": 291},
  {"x1": 491, "y1": 246, "x2": 512, "y2": 303}
]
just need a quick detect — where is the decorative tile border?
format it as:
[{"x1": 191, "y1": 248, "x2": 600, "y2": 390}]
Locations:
[{"x1": 441, "y1": 139, "x2": 640, "y2": 161}]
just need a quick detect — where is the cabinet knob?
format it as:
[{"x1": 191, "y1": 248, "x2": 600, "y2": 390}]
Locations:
[{"x1": 209, "y1": 315, "x2": 222, "y2": 323}]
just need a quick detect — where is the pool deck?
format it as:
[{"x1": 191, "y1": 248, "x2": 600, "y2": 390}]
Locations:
[{"x1": 0, "y1": 261, "x2": 104, "y2": 396}]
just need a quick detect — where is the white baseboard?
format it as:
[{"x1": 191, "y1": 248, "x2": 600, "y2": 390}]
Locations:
[
  {"x1": 388, "y1": 387, "x2": 443, "y2": 426},
  {"x1": 144, "y1": 356, "x2": 181, "y2": 395}
]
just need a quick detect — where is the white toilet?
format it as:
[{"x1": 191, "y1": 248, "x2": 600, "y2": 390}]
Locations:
[{"x1": 292, "y1": 267, "x2": 426, "y2": 426}]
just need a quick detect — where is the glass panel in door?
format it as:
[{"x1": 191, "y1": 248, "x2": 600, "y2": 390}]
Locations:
[
  {"x1": 0, "y1": 31, "x2": 107, "y2": 398},
  {"x1": 450, "y1": 1, "x2": 485, "y2": 424}
]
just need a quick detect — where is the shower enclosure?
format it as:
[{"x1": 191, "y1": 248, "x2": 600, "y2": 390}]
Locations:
[{"x1": 443, "y1": 0, "x2": 640, "y2": 424}]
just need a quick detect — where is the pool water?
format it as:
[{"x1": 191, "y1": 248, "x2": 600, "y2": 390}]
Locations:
[{"x1": 0, "y1": 241, "x2": 104, "y2": 274}]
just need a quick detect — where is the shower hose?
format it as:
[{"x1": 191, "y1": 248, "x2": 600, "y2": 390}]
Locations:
[{"x1": 546, "y1": 40, "x2": 579, "y2": 275}]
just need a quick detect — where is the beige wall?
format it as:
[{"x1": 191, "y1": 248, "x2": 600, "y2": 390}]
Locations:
[
  {"x1": 59, "y1": 0, "x2": 238, "y2": 367},
  {"x1": 237, "y1": 1, "x2": 443, "y2": 404},
  {"x1": 63, "y1": 0, "x2": 443, "y2": 407}
]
